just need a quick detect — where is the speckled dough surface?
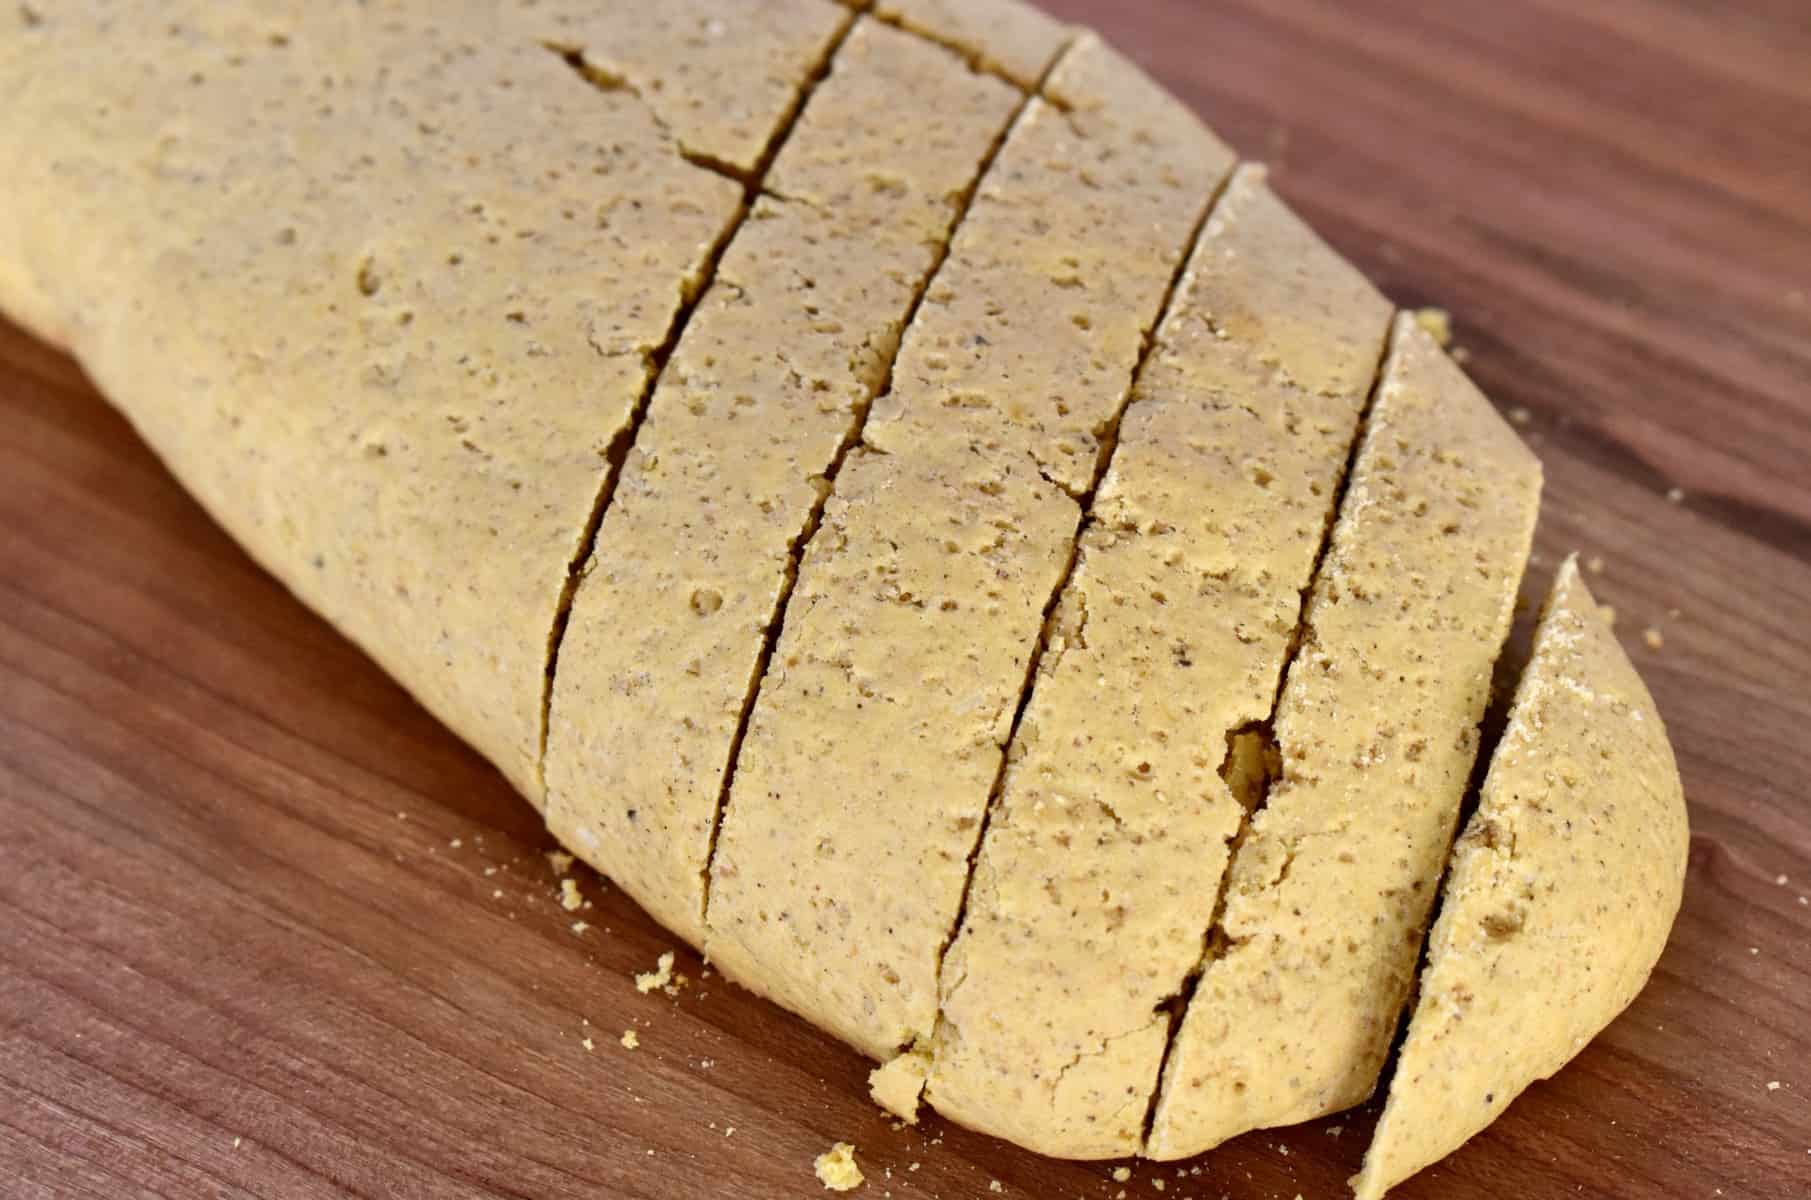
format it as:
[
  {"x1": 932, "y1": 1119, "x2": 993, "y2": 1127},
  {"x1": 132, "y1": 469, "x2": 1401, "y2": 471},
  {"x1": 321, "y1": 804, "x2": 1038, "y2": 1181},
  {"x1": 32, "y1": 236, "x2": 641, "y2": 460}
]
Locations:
[
  {"x1": 0, "y1": 0, "x2": 1688, "y2": 1178},
  {"x1": 920, "y1": 165, "x2": 1394, "y2": 1159},
  {"x1": 704, "y1": 34, "x2": 1236, "y2": 1060},
  {"x1": 1148, "y1": 314, "x2": 1543, "y2": 1159},
  {"x1": 543, "y1": 21, "x2": 1020, "y2": 947},
  {"x1": 874, "y1": 0, "x2": 1072, "y2": 87},
  {"x1": 1353, "y1": 558, "x2": 1688, "y2": 1200},
  {"x1": 0, "y1": 0, "x2": 798, "y2": 798},
  {"x1": 537, "y1": 0, "x2": 854, "y2": 175}
]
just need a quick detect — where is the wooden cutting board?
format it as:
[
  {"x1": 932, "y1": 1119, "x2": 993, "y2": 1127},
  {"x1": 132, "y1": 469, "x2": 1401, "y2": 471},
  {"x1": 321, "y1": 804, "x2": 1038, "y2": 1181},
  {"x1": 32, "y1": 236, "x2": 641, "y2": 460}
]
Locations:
[{"x1": 2, "y1": 1, "x2": 1807, "y2": 1196}]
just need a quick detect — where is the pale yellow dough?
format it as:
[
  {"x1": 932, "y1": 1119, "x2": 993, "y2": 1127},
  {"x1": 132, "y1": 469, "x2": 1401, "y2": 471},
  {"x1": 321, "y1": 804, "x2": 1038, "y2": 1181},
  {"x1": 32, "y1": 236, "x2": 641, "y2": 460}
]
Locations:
[
  {"x1": 705, "y1": 33, "x2": 1236, "y2": 1060},
  {"x1": 1352, "y1": 557, "x2": 1689, "y2": 1200},
  {"x1": 543, "y1": 21, "x2": 1019, "y2": 945},
  {"x1": 0, "y1": 0, "x2": 1685, "y2": 1178},
  {"x1": 1147, "y1": 315, "x2": 1543, "y2": 1158},
  {"x1": 875, "y1": 0, "x2": 1072, "y2": 87},
  {"x1": 0, "y1": 0, "x2": 828, "y2": 799},
  {"x1": 921, "y1": 164, "x2": 1394, "y2": 1158}
]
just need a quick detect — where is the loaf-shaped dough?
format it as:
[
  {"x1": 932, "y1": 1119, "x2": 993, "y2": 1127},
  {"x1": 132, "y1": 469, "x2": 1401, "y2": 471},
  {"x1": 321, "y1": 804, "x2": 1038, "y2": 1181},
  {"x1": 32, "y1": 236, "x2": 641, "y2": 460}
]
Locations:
[{"x1": 0, "y1": 0, "x2": 1687, "y2": 1184}]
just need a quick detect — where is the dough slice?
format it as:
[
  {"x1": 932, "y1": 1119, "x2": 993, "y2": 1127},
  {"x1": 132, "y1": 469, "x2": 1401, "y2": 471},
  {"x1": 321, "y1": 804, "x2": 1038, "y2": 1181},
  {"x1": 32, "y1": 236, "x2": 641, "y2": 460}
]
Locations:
[
  {"x1": 921, "y1": 165, "x2": 1393, "y2": 1158},
  {"x1": 705, "y1": 34, "x2": 1236, "y2": 1059},
  {"x1": 1146, "y1": 314, "x2": 1543, "y2": 1158},
  {"x1": 543, "y1": 21, "x2": 1021, "y2": 946},
  {"x1": 0, "y1": 2, "x2": 768, "y2": 799},
  {"x1": 875, "y1": 0, "x2": 1072, "y2": 87},
  {"x1": 1352, "y1": 557, "x2": 1689, "y2": 1199}
]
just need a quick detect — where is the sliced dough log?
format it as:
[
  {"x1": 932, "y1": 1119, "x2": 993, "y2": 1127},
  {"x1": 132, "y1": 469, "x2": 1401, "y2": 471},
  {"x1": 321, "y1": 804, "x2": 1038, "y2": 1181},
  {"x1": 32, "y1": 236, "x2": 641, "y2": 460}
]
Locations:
[
  {"x1": 1146, "y1": 314, "x2": 1543, "y2": 1158},
  {"x1": 704, "y1": 34, "x2": 1236, "y2": 1059},
  {"x1": 1352, "y1": 557, "x2": 1689, "y2": 1200},
  {"x1": 873, "y1": 0, "x2": 1073, "y2": 87},
  {"x1": 1, "y1": 0, "x2": 1688, "y2": 1175},
  {"x1": 536, "y1": 0, "x2": 853, "y2": 176},
  {"x1": 543, "y1": 22, "x2": 1021, "y2": 946},
  {"x1": 0, "y1": 2, "x2": 860, "y2": 797},
  {"x1": 919, "y1": 165, "x2": 1394, "y2": 1158}
]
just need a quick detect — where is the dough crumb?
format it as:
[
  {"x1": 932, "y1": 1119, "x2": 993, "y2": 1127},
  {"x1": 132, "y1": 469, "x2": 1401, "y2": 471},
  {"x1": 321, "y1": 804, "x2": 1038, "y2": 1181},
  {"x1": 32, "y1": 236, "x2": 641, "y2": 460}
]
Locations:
[
  {"x1": 546, "y1": 849, "x2": 575, "y2": 875},
  {"x1": 1666, "y1": 486, "x2": 1685, "y2": 503},
  {"x1": 988, "y1": 1183, "x2": 1003, "y2": 1193},
  {"x1": 636, "y1": 951, "x2": 676, "y2": 994},
  {"x1": 869, "y1": 1049, "x2": 930, "y2": 1124},
  {"x1": 570, "y1": 920, "x2": 589, "y2": 935},
  {"x1": 1507, "y1": 405, "x2": 1531, "y2": 426},
  {"x1": 1413, "y1": 306, "x2": 1453, "y2": 347},
  {"x1": 581, "y1": 1036, "x2": 595, "y2": 1052},
  {"x1": 620, "y1": 1029, "x2": 640, "y2": 1050},
  {"x1": 1643, "y1": 627, "x2": 1664, "y2": 649},
  {"x1": 814, "y1": 1142, "x2": 863, "y2": 1191},
  {"x1": 1112, "y1": 1167, "x2": 1132, "y2": 1183},
  {"x1": 559, "y1": 878, "x2": 583, "y2": 911},
  {"x1": 1767, "y1": 1081, "x2": 1782, "y2": 1091},
  {"x1": 1586, "y1": 555, "x2": 1604, "y2": 575}
]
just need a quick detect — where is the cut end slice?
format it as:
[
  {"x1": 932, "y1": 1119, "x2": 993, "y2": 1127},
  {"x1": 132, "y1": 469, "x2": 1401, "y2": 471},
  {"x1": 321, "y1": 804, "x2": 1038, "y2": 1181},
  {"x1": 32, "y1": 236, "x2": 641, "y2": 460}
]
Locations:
[{"x1": 1352, "y1": 555, "x2": 1689, "y2": 1200}]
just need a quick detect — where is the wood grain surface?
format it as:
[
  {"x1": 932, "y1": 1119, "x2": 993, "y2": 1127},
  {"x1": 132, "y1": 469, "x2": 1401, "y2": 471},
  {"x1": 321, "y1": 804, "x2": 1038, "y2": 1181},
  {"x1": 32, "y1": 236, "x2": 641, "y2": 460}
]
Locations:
[{"x1": 4, "y1": 1, "x2": 1809, "y2": 1197}]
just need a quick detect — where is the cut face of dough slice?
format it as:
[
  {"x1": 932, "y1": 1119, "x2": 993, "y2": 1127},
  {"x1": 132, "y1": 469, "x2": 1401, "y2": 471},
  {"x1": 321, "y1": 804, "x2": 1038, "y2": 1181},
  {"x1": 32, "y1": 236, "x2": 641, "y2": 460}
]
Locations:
[
  {"x1": 919, "y1": 165, "x2": 1394, "y2": 1158},
  {"x1": 1352, "y1": 557, "x2": 1689, "y2": 1200},
  {"x1": 1146, "y1": 314, "x2": 1543, "y2": 1158},
  {"x1": 542, "y1": 21, "x2": 1021, "y2": 946},
  {"x1": 704, "y1": 34, "x2": 1236, "y2": 1060}
]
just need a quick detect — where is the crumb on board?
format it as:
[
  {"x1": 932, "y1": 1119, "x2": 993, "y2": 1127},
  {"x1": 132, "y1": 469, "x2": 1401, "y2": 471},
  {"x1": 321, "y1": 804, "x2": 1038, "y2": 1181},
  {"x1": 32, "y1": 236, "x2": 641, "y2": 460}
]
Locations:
[
  {"x1": 636, "y1": 951, "x2": 676, "y2": 994},
  {"x1": 1413, "y1": 306, "x2": 1454, "y2": 346},
  {"x1": 570, "y1": 920, "x2": 589, "y2": 935},
  {"x1": 1666, "y1": 486, "x2": 1685, "y2": 503},
  {"x1": 546, "y1": 849, "x2": 574, "y2": 876},
  {"x1": 1507, "y1": 405, "x2": 1531, "y2": 426},
  {"x1": 621, "y1": 1029, "x2": 640, "y2": 1050},
  {"x1": 1112, "y1": 1167, "x2": 1132, "y2": 1183},
  {"x1": 581, "y1": 1036, "x2": 595, "y2": 1052},
  {"x1": 988, "y1": 1182, "x2": 1003, "y2": 1194},
  {"x1": 560, "y1": 878, "x2": 583, "y2": 911},
  {"x1": 1768, "y1": 1081, "x2": 1782, "y2": 1091},
  {"x1": 1586, "y1": 555, "x2": 1604, "y2": 575},
  {"x1": 1643, "y1": 627, "x2": 1664, "y2": 649},
  {"x1": 813, "y1": 1142, "x2": 863, "y2": 1192}
]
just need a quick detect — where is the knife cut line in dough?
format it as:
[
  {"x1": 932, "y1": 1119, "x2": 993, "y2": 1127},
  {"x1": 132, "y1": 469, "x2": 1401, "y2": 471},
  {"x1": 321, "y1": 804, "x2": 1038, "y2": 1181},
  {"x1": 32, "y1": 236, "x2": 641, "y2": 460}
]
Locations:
[
  {"x1": 704, "y1": 32, "x2": 1237, "y2": 1061},
  {"x1": 1146, "y1": 314, "x2": 1542, "y2": 1158},
  {"x1": 918, "y1": 163, "x2": 1398, "y2": 1158},
  {"x1": 535, "y1": 7, "x2": 863, "y2": 795},
  {"x1": 543, "y1": 19, "x2": 1031, "y2": 944}
]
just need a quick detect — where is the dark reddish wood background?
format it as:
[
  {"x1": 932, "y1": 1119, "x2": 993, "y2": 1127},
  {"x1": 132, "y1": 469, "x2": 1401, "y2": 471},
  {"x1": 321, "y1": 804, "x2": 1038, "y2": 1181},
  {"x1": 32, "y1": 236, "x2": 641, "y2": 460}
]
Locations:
[{"x1": 3, "y1": 1, "x2": 1808, "y2": 1196}]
